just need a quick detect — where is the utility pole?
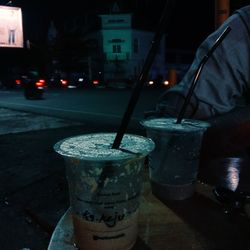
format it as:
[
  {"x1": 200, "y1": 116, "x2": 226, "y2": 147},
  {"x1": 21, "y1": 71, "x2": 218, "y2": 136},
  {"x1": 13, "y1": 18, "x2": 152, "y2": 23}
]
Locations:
[{"x1": 215, "y1": 0, "x2": 230, "y2": 29}]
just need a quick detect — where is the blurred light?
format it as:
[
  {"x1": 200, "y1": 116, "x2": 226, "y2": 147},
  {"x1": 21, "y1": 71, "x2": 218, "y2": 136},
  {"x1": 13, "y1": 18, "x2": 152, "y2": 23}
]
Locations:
[
  {"x1": 92, "y1": 80, "x2": 99, "y2": 85},
  {"x1": 26, "y1": 40, "x2": 30, "y2": 49},
  {"x1": 15, "y1": 79, "x2": 21, "y2": 85},
  {"x1": 60, "y1": 79, "x2": 68, "y2": 86},
  {"x1": 226, "y1": 158, "x2": 240, "y2": 191},
  {"x1": 6, "y1": 1, "x2": 12, "y2": 6},
  {"x1": 148, "y1": 80, "x2": 154, "y2": 85},
  {"x1": 68, "y1": 85, "x2": 77, "y2": 89},
  {"x1": 36, "y1": 79, "x2": 46, "y2": 87},
  {"x1": 163, "y1": 80, "x2": 169, "y2": 86}
]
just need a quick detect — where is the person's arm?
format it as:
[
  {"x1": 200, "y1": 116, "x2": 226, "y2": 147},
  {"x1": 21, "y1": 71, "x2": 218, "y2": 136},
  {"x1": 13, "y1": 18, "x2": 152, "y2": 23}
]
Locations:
[{"x1": 155, "y1": 7, "x2": 250, "y2": 120}]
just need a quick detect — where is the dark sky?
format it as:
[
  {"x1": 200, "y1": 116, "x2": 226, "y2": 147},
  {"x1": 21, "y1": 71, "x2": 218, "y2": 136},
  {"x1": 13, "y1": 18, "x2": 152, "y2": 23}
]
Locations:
[{"x1": 2, "y1": 0, "x2": 250, "y2": 51}]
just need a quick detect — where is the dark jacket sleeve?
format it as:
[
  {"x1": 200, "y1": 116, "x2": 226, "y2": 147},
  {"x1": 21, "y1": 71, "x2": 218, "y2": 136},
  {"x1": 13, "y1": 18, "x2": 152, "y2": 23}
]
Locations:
[{"x1": 156, "y1": 7, "x2": 250, "y2": 120}]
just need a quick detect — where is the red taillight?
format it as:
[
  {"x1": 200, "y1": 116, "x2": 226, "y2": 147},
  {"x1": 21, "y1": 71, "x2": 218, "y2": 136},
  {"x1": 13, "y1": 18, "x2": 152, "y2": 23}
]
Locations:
[
  {"x1": 92, "y1": 80, "x2": 99, "y2": 85},
  {"x1": 15, "y1": 79, "x2": 21, "y2": 85},
  {"x1": 60, "y1": 79, "x2": 68, "y2": 86},
  {"x1": 36, "y1": 79, "x2": 45, "y2": 87}
]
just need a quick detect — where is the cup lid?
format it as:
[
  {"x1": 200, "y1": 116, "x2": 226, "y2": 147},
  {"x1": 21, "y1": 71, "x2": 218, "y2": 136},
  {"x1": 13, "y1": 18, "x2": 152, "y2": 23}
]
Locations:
[
  {"x1": 54, "y1": 132, "x2": 155, "y2": 161},
  {"x1": 141, "y1": 118, "x2": 210, "y2": 133}
]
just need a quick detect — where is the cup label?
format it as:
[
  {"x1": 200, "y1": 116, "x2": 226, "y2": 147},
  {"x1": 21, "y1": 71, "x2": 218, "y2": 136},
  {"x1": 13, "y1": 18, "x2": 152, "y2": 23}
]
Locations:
[{"x1": 67, "y1": 159, "x2": 143, "y2": 226}]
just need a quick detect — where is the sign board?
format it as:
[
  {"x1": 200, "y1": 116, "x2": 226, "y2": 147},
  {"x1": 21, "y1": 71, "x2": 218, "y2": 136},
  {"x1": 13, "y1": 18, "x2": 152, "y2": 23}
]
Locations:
[{"x1": 0, "y1": 5, "x2": 23, "y2": 48}]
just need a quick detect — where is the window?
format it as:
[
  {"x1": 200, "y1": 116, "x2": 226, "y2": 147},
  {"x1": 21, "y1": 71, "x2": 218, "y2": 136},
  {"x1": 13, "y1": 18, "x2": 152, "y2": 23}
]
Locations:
[
  {"x1": 111, "y1": 39, "x2": 123, "y2": 43},
  {"x1": 108, "y1": 19, "x2": 125, "y2": 23},
  {"x1": 113, "y1": 44, "x2": 121, "y2": 53}
]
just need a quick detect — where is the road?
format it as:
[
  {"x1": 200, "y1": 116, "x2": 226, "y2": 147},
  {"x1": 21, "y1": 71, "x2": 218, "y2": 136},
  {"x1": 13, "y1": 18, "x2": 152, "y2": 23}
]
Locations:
[{"x1": 0, "y1": 87, "x2": 164, "y2": 130}]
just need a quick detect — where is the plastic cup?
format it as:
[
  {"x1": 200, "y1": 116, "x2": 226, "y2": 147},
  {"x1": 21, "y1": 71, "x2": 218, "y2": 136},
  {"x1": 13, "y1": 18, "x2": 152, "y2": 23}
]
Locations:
[
  {"x1": 54, "y1": 132, "x2": 155, "y2": 250},
  {"x1": 141, "y1": 118, "x2": 210, "y2": 201}
]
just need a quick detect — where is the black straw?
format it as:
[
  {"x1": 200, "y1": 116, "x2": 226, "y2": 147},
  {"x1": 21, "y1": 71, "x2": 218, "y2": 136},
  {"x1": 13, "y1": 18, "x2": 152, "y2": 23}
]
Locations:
[
  {"x1": 176, "y1": 26, "x2": 231, "y2": 124},
  {"x1": 112, "y1": 0, "x2": 174, "y2": 149}
]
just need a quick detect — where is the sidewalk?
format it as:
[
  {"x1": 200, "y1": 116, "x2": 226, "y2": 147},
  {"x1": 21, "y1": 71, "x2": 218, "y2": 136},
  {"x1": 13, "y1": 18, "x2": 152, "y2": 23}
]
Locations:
[{"x1": 0, "y1": 108, "x2": 133, "y2": 250}]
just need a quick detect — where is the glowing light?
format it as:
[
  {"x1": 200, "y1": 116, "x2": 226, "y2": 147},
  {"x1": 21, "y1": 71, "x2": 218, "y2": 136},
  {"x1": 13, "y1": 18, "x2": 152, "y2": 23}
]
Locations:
[
  {"x1": 0, "y1": 6, "x2": 23, "y2": 48},
  {"x1": 68, "y1": 85, "x2": 77, "y2": 89},
  {"x1": 35, "y1": 79, "x2": 46, "y2": 87},
  {"x1": 60, "y1": 79, "x2": 68, "y2": 86},
  {"x1": 226, "y1": 158, "x2": 241, "y2": 191},
  {"x1": 163, "y1": 80, "x2": 169, "y2": 85},
  {"x1": 92, "y1": 80, "x2": 99, "y2": 85},
  {"x1": 15, "y1": 79, "x2": 21, "y2": 85}
]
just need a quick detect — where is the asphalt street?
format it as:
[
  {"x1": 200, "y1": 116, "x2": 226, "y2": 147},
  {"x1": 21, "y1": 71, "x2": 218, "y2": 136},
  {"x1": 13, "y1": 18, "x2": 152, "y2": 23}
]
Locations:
[{"x1": 0, "y1": 87, "x2": 163, "y2": 131}]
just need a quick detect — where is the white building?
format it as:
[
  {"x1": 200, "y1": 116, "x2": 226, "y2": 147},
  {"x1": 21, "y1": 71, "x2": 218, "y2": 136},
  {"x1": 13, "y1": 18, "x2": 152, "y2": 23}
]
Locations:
[{"x1": 85, "y1": 5, "x2": 167, "y2": 87}]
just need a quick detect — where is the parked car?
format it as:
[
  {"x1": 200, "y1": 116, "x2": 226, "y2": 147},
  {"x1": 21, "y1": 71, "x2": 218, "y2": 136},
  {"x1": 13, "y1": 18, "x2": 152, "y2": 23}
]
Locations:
[
  {"x1": 46, "y1": 70, "x2": 69, "y2": 88},
  {"x1": 0, "y1": 67, "x2": 25, "y2": 89},
  {"x1": 47, "y1": 74, "x2": 69, "y2": 88},
  {"x1": 67, "y1": 72, "x2": 102, "y2": 89},
  {"x1": 67, "y1": 72, "x2": 89, "y2": 88}
]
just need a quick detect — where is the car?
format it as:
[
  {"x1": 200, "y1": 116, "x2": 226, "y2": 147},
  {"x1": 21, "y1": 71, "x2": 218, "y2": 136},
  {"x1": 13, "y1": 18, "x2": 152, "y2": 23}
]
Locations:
[
  {"x1": 47, "y1": 74, "x2": 69, "y2": 88},
  {"x1": 0, "y1": 67, "x2": 25, "y2": 89},
  {"x1": 68, "y1": 72, "x2": 87, "y2": 88},
  {"x1": 22, "y1": 70, "x2": 46, "y2": 99},
  {"x1": 145, "y1": 78, "x2": 170, "y2": 88}
]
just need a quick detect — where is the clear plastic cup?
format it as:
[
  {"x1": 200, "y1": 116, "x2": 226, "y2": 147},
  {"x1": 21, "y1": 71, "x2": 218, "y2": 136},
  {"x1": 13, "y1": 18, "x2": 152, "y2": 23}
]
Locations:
[
  {"x1": 54, "y1": 132, "x2": 155, "y2": 250},
  {"x1": 141, "y1": 118, "x2": 210, "y2": 201}
]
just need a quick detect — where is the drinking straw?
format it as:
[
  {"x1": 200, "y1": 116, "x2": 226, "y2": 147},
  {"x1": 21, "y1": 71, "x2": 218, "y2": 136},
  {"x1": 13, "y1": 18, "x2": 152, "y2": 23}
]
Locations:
[
  {"x1": 175, "y1": 26, "x2": 231, "y2": 124},
  {"x1": 112, "y1": 0, "x2": 174, "y2": 149}
]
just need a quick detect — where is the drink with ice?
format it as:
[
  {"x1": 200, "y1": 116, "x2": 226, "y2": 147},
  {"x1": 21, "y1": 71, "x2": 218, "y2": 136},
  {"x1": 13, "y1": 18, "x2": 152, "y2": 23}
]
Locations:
[
  {"x1": 54, "y1": 132, "x2": 155, "y2": 250},
  {"x1": 141, "y1": 118, "x2": 210, "y2": 200}
]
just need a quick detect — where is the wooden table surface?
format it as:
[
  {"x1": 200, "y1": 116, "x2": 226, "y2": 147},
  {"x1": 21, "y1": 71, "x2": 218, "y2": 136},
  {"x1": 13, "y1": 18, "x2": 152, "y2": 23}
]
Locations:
[{"x1": 48, "y1": 169, "x2": 250, "y2": 250}]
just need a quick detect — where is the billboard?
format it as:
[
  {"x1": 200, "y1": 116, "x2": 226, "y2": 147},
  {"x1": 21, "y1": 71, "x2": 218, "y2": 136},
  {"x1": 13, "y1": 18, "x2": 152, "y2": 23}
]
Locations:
[{"x1": 0, "y1": 5, "x2": 23, "y2": 48}]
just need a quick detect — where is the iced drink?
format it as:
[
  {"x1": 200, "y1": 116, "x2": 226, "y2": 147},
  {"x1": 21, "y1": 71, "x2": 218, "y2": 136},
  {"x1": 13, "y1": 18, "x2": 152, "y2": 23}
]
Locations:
[
  {"x1": 141, "y1": 118, "x2": 210, "y2": 201},
  {"x1": 54, "y1": 132, "x2": 155, "y2": 250}
]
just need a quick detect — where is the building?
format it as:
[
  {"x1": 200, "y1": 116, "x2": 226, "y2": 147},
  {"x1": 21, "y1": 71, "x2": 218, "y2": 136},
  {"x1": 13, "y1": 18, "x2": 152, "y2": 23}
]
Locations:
[{"x1": 83, "y1": 3, "x2": 167, "y2": 88}]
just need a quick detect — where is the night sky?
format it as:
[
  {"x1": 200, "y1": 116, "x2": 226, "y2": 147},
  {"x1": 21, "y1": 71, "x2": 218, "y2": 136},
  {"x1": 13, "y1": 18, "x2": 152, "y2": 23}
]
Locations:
[{"x1": 1, "y1": 0, "x2": 250, "y2": 51}]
